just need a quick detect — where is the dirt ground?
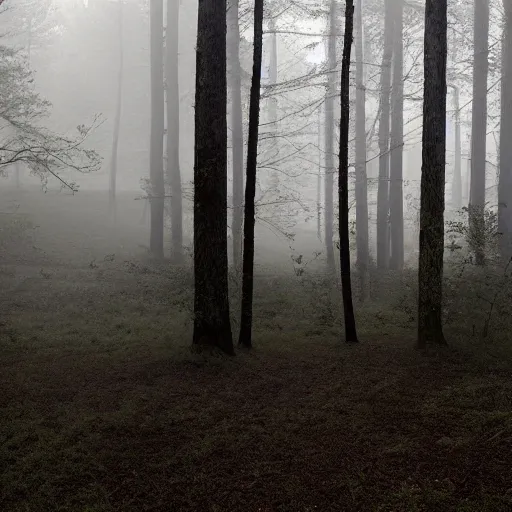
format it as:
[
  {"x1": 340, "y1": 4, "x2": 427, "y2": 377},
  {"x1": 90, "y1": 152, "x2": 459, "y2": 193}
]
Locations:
[{"x1": 1, "y1": 187, "x2": 511, "y2": 511}]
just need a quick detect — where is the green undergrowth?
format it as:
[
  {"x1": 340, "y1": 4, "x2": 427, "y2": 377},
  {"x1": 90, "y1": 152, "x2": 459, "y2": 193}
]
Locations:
[
  {"x1": 1, "y1": 256, "x2": 511, "y2": 511},
  {"x1": 1, "y1": 197, "x2": 512, "y2": 511}
]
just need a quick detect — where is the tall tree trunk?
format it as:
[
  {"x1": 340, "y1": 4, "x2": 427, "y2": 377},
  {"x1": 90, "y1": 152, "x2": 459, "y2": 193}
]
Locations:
[
  {"x1": 499, "y1": 0, "x2": 512, "y2": 260},
  {"x1": 450, "y1": 27, "x2": 462, "y2": 211},
  {"x1": 418, "y1": 0, "x2": 448, "y2": 349},
  {"x1": 389, "y1": 0, "x2": 404, "y2": 271},
  {"x1": 317, "y1": 102, "x2": 323, "y2": 241},
  {"x1": 268, "y1": 16, "x2": 279, "y2": 191},
  {"x1": 339, "y1": 0, "x2": 358, "y2": 343},
  {"x1": 193, "y1": 0, "x2": 234, "y2": 355},
  {"x1": 166, "y1": 0, "x2": 184, "y2": 263},
  {"x1": 465, "y1": 134, "x2": 472, "y2": 206},
  {"x1": 149, "y1": 0, "x2": 165, "y2": 258},
  {"x1": 238, "y1": 0, "x2": 264, "y2": 350},
  {"x1": 451, "y1": 84, "x2": 462, "y2": 210},
  {"x1": 376, "y1": 0, "x2": 393, "y2": 270},
  {"x1": 110, "y1": 0, "x2": 124, "y2": 220},
  {"x1": 227, "y1": 0, "x2": 244, "y2": 269},
  {"x1": 325, "y1": 0, "x2": 337, "y2": 273},
  {"x1": 354, "y1": 0, "x2": 368, "y2": 297},
  {"x1": 469, "y1": 0, "x2": 489, "y2": 266}
]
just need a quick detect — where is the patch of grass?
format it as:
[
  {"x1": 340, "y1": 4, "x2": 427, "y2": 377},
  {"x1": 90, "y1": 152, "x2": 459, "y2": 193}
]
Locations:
[{"x1": 1, "y1": 190, "x2": 512, "y2": 511}]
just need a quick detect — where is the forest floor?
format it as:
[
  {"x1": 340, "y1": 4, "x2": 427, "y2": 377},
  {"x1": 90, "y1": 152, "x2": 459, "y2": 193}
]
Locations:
[{"x1": 1, "y1": 188, "x2": 512, "y2": 511}]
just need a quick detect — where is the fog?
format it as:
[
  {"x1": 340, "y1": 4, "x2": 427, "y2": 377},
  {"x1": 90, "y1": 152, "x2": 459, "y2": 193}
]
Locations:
[{"x1": 2, "y1": 1, "x2": 512, "y2": 510}]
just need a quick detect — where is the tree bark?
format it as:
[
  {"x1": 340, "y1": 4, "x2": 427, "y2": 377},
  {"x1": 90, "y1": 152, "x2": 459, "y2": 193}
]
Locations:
[
  {"x1": 227, "y1": 0, "x2": 244, "y2": 269},
  {"x1": 389, "y1": 0, "x2": 404, "y2": 271},
  {"x1": 354, "y1": 0, "x2": 368, "y2": 297},
  {"x1": 238, "y1": 0, "x2": 264, "y2": 350},
  {"x1": 317, "y1": 102, "x2": 323, "y2": 241},
  {"x1": 149, "y1": 0, "x2": 165, "y2": 258},
  {"x1": 339, "y1": 0, "x2": 358, "y2": 343},
  {"x1": 268, "y1": 17, "x2": 279, "y2": 191},
  {"x1": 499, "y1": 0, "x2": 512, "y2": 260},
  {"x1": 110, "y1": 0, "x2": 123, "y2": 220},
  {"x1": 166, "y1": 0, "x2": 184, "y2": 263},
  {"x1": 325, "y1": 0, "x2": 337, "y2": 273},
  {"x1": 193, "y1": 0, "x2": 234, "y2": 355},
  {"x1": 376, "y1": 0, "x2": 393, "y2": 270},
  {"x1": 418, "y1": 0, "x2": 448, "y2": 349},
  {"x1": 451, "y1": 84, "x2": 462, "y2": 210},
  {"x1": 469, "y1": 0, "x2": 489, "y2": 266}
]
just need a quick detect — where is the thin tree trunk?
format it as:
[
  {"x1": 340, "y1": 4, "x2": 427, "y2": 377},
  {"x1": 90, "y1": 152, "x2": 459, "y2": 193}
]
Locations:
[
  {"x1": 268, "y1": 16, "x2": 279, "y2": 191},
  {"x1": 317, "y1": 102, "x2": 323, "y2": 241},
  {"x1": 451, "y1": 84, "x2": 462, "y2": 210},
  {"x1": 418, "y1": 0, "x2": 448, "y2": 349},
  {"x1": 499, "y1": 1, "x2": 512, "y2": 259},
  {"x1": 469, "y1": 0, "x2": 489, "y2": 266},
  {"x1": 389, "y1": 0, "x2": 404, "y2": 271},
  {"x1": 238, "y1": 0, "x2": 264, "y2": 350},
  {"x1": 110, "y1": 0, "x2": 124, "y2": 220},
  {"x1": 354, "y1": 0, "x2": 368, "y2": 297},
  {"x1": 325, "y1": 0, "x2": 337, "y2": 273},
  {"x1": 339, "y1": 0, "x2": 358, "y2": 343},
  {"x1": 149, "y1": 0, "x2": 165, "y2": 258},
  {"x1": 465, "y1": 134, "x2": 472, "y2": 206},
  {"x1": 193, "y1": 0, "x2": 234, "y2": 355},
  {"x1": 166, "y1": 0, "x2": 184, "y2": 263},
  {"x1": 227, "y1": 0, "x2": 244, "y2": 269},
  {"x1": 376, "y1": 0, "x2": 393, "y2": 270}
]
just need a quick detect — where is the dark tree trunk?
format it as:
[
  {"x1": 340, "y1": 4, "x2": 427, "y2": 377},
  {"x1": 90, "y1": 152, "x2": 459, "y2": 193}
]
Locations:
[
  {"x1": 193, "y1": 0, "x2": 234, "y2": 355},
  {"x1": 417, "y1": 0, "x2": 448, "y2": 349},
  {"x1": 354, "y1": 0, "x2": 368, "y2": 298},
  {"x1": 149, "y1": 0, "x2": 165, "y2": 258},
  {"x1": 238, "y1": 0, "x2": 264, "y2": 350},
  {"x1": 227, "y1": 0, "x2": 244, "y2": 269},
  {"x1": 376, "y1": 0, "x2": 393, "y2": 270},
  {"x1": 389, "y1": 0, "x2": 404, "y2": 271},
  {"x1": 469, "y1": 0, "x2": 489, "y2": 266},
  {"x1": 499, "y1": 1, "x2": 512, "y2": 260},
  {"x1": 166, "y1": 0, "x2": 184, "y2": 263},
  {"x1": 339, "y1": 0, "x2": 358, "y2": 343},
  {"x1": 325, "y1": 0, "x2": 337, "y2": 273},
  {"x1": 110, "y1": 0, "x2": 124, "y2": 220}
]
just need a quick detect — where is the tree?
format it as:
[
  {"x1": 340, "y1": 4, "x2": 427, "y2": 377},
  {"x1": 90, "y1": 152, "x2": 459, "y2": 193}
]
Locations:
[
  {"x1": 238, "y1": 0, "x2": 264, "y2": 350},
  {"x1": 0, "y1": 45, "x2": 100, "y2": 188},
  {"x1": 354, "y1": 0, "x2": 369, "y2": 297},
  {"x1": 193, "y1": 0, "x2": 234, "y2": 355},
  {"x1": 469, "y1": 0, "x2": 489, "y2": 266},
  {"x1": 166, "y1": 0, "x2": 184, "y2": 263},
  {"x1": 227, "y1": 0, "x2": 244, "y2": 269},
  {"x1": 389, "y1": 0, "x2": 404, "y2": 271},
  {"x1": 377, "y1": 0, "x2": 393, "y2": 270},
  {"x1": 499, "y1": 0, "x2": 512, "y2": 259},
  {"x1": 324, "y1": 0, "x2": 337, "y2": 273},
  {"x1": 149, "y1": 0, "x2": 165, "y2": 258},
  {"x1": 418, "y1": 0, "x2": 448, "y2": 349},
  {"x1": 267, "y1": 15, "x2": 279, "y2": 192},
  {"x1": 450, "y1": 83, "x2": 462, "y2": 210},
  {"x1": 109, "y1": 0, "x2": 124, "y2": 219},
  {"x1": 339, "y1": 0, "x2": 358, "y2": 343},
  {"x1": 449, "y1": 27, "x2": 462, "y2": 211}
]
